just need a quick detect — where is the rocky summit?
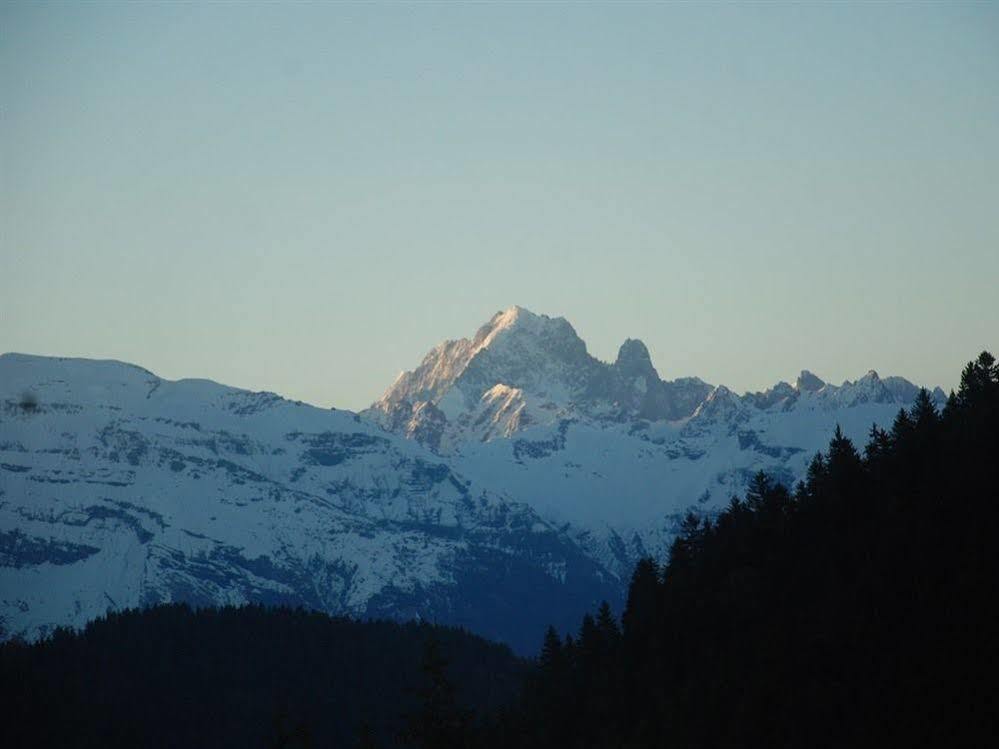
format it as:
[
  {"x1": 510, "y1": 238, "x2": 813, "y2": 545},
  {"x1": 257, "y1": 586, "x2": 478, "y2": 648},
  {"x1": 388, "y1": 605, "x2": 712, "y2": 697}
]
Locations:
[{"x1": 365, "y1": 306, "x2": 945, "y2": 572}]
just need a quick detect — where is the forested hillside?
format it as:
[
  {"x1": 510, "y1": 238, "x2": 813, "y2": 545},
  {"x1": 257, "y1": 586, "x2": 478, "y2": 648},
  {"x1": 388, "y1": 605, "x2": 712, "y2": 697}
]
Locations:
[
  {"x1": 0, "y1": 605, "x2": 524, "y2": 748},
  {"x1": 493, "y1": 351, "x2": 997, "y2": 748}
]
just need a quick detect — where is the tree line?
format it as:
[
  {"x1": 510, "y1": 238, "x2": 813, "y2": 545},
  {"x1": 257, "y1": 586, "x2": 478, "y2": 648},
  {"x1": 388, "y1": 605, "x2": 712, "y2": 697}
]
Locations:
[{"x1": 0, "y1": 605, "x2": 524, "y2": 748}]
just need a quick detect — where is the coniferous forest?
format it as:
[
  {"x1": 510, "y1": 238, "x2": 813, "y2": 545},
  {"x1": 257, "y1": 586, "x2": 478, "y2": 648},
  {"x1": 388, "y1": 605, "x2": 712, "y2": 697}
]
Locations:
[
  {"x1": 2, "y1": 352, "x2": 996, "y2": 748},
  {"x1": 493, "y1": 352, "x2": 997, "y2": 749}
]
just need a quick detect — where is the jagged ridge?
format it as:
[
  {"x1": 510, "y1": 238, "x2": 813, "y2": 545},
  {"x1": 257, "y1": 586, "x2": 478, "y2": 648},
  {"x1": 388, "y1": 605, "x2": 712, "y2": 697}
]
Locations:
[
  {"x1": 366, "y1": 306, "x2": 714, "y2": 451},
  {"x1": 362, "y1": 307, "x2": 945, "y2": 574}
]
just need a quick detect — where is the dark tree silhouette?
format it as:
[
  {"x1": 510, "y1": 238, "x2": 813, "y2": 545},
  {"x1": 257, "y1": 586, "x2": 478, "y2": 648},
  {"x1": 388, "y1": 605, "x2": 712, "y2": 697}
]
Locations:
[{"x1": 400, "y1": 636, "x2": 473, "y2": 749}]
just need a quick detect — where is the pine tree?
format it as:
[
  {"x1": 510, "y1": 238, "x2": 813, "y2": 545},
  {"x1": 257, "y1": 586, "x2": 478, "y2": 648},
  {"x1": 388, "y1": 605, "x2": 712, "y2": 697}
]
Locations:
[
  {"x1": 621, "y1": 558, "x2": 660, "y2": 641},
  {"x1": 539, "y1": 626, "x2": 563, "y2": 674},
  {"x1": 864, "y1": 424, "x2": 891, "y2": 463},
  {"x1": 401, "y1": 637, "x2": 471, "y2": 749},
  {"x1": 746, "y1": 471, "x2": 772, "y2": 512},
  {"x1": 578, "y1": 614, "x2": 600, "y2": 666},
  {"x1": 956, "y1": 351, "x2": 997, "y2": 408},
  {"x1": 668, "y1": 513, "x2": 703, "y2": 572},
  {"x1": 802, "y1": 453, "x2": 828, "y2": 503},
  {"x1": 891, "y1": 408, "x2": 914, "y2": 442},
  {"x1": 911, "y1": 388, "x2": 939, "y2": 430},
  {"x1": 595, "y1": 601, "x2": 620, "y2": 647},
  {"x1": 827, "y1": 425, "x2": 861, "y2": 473}
]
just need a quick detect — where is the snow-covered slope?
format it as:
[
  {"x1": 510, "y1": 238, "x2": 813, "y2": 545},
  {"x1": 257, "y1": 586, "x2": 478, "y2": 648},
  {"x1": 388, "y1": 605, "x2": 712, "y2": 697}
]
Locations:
[
  {"x1": 0, "y1": 309, "x2": 946, "y2": 648},
  {"x1": 365, "y1": 306, "x2": 946, "y2": 574},
  {"x1": 0, "y1": 353, "x2": 617, "y2": 652}
]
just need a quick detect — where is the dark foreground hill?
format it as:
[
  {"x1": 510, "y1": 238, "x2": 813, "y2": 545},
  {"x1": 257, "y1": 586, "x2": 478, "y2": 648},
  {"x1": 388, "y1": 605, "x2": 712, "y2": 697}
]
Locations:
[{"x1": 0, "y1": 604, "x2": 524, "y2": 749}]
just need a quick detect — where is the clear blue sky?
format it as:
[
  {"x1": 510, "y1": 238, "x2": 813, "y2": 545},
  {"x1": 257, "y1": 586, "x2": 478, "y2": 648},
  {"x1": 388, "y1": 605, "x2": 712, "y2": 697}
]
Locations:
[{"x1": 3, "y1": 1, "x2": 997, "y2": 409}]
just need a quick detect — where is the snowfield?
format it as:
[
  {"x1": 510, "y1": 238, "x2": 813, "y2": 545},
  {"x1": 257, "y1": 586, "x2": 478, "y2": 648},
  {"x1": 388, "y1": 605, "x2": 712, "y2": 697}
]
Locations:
[{"x1": 0, "y1": 352, "x2": 616, "y2": 653}]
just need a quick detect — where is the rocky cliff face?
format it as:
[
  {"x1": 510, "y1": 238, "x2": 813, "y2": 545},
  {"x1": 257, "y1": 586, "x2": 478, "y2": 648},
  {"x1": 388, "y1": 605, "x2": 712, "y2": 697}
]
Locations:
[{"x1": 365, "y1": 306, "x2": 714, "y2": 451}]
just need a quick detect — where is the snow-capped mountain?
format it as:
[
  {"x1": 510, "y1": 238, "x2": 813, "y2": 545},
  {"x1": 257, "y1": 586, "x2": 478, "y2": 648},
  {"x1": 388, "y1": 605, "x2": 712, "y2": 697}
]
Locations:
[
  {"x1": 366, "y1": 306, "x2": 715, "y2": 452},
  {"x1": 366, "y1": 306, "x2": 946, "y2": 573},
  {"x1": 0, "y1": 308, "x2": 945, "y2": 649},
  {"x1": 0, "y1": 353, "x2": 617, "y2": 652}
]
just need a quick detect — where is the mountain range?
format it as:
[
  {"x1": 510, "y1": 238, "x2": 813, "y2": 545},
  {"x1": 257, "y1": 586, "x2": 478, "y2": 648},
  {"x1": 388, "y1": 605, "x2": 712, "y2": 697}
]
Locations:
[{"x1": 0, "y1": 307, "x2": 944, "y2": 651}]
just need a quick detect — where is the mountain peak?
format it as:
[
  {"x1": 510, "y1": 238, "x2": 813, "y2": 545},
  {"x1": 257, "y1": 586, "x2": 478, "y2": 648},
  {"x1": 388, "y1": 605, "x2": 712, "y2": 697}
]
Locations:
[
  {"x1": 614, "y1": 339, "x2": 657, "y2": 379},
  {"x1": 471, "y1": 306, "x2": 579, "y2": 351},
  {"x1": 368, "y1": 308, "x2": 721, "y2": 445},
  {"x1": 368, "y1": 306, "x2": 593, "y2": 432},
  {"x1": 796, "y1": 370, "x2": 826, "y2": 392},
  {"x1": 487, "y1": 305, "x2": 536, "y2": 331},
  {"x1": 368, "y1": 309, "x2": 935, "y2": 452}
]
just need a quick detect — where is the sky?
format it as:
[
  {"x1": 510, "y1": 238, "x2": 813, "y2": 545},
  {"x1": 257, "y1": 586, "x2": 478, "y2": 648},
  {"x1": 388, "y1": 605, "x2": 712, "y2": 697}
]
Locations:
[{"x1": 2, "y1": 2, "x2": 998, "y2": 410}]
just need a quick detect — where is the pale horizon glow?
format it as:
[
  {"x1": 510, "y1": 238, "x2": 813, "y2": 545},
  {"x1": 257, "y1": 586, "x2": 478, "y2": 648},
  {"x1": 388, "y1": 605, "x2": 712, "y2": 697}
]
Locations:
[{"x1": 2, "y1": 2, "x2": 998, "y2": 409}]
